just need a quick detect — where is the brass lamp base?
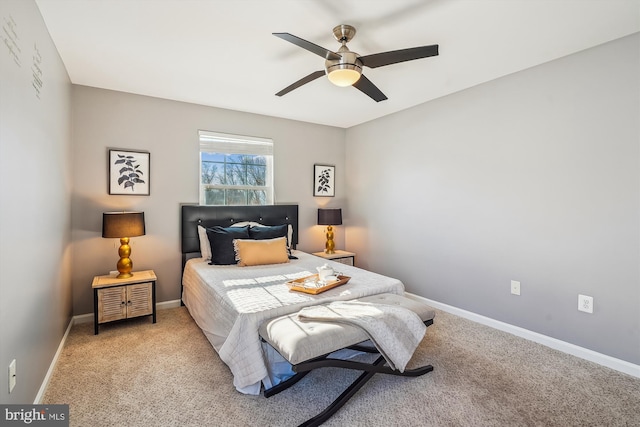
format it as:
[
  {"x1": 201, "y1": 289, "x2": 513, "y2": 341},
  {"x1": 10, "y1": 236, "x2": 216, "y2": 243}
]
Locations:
[
  {"x1": 324, "y1": 225, "x2": 336, "y2": 254},
  {"x1": 116, "y1": 237, "x2": 134, "y2": 279}
]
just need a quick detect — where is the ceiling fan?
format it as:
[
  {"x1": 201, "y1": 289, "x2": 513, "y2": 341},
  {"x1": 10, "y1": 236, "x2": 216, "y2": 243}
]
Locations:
[{"x1": 273, "y1": 24, "x2": 439, "y2": 102}]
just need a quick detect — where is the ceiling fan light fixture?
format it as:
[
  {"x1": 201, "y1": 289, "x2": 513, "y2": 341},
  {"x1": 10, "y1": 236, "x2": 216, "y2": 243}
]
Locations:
[
  {"x1": 325, "y1": 48, "x2": 362, "y2": 87},
  {"x1": 274, "y1": 24, "x2": 439, "y2": 101},
  {"x1": 328, "y1": 68, "x2": 361, "y2": 87}
]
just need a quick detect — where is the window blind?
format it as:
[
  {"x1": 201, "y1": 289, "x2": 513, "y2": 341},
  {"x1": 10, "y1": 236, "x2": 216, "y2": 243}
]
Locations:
[{"x1": 199, "y1": 130, "x2": 273, "y2": 156}]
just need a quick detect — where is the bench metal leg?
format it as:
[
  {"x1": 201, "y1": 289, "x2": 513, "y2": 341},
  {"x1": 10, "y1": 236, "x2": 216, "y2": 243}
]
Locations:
[
  {"x1": 262, "y1": 318, "x2": 435, "y2": 425},
  {"x1": 295, "y1": 358, "x2": 433, "y2": 377},
  {"x1": 298, "y1": 356, "x2": 386, "y2": 427},
  {"x1": 263, "y1": 371, "x2": 310, "y2": 398},
  {"x1": 264, "y1": 354, "x2": 434, "y2": 427}
]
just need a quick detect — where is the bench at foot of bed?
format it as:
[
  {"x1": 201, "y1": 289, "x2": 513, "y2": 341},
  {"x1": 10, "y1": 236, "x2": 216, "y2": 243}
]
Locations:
[{"x1": 259, "y1": 293, "x2": 435, "y2": 427}]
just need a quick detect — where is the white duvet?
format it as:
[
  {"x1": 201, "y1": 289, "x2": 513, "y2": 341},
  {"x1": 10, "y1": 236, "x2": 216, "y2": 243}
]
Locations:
[{"x1": 181, "y1": 250, "x2": 405, "y2": 394}]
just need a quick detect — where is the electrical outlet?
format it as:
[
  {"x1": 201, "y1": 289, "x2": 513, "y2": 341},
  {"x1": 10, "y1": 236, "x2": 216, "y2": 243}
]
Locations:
[
  {"x1": 510, "y1": 280, "x2": 520, "y2": 296},
  {"x1": 8, "y1": 359, "x2": 16, "y2": 393},
  {"x1": 578, "y1": 294, "x2": 593, "y2": 313}
]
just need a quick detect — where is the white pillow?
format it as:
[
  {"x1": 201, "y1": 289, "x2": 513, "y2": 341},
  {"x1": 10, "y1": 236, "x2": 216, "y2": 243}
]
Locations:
[
  {"x1": 286, "y1": 224, "x2": 293, "y2": 249},
  {"x1": 197, "y1": 225, "x2": 212, "y2": 261}
]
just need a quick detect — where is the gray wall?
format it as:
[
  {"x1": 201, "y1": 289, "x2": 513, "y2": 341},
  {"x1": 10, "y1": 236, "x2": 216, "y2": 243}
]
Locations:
[
  {"x1": 3, "y1": 1, "x2": 637, "y2": 404},
  {"x1": 70, "y1": 86, "x2": 346, "y2": 315},
  {"x1": 0, "y1": 0, "x2": 72, "y2": 403},
  {"x1": 345, "y1": 34, "x2": 640, "y2": 364}
]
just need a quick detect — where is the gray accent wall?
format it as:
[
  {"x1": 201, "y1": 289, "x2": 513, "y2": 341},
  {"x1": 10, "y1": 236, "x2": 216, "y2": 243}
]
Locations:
[
  {"x1": 0, "y1": 0, "x2": 72, "y2": 403},
  {"x1": 70, "y1": 86, "x2": 346, "y2": 315},
  {"x1": 345, "y1": 33, "x2": 640, "y2": 364}
]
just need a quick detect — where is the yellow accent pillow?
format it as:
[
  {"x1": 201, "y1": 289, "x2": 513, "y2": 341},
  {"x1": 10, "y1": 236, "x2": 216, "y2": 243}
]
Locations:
[{"x1": 233, "y1": 237, "x2": 290, "y2": 267}]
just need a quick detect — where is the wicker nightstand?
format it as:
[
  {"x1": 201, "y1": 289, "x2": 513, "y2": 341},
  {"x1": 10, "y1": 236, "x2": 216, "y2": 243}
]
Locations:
[{"x1": 92, "y1": 270, "x2": 157, "y2": 334}]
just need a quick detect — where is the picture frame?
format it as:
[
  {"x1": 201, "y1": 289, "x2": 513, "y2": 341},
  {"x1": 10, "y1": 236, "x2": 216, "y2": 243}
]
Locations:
[
  {"x1": 313, "y1": 164, "x2": 335, "y2": 197},
  {"x1": 108, "y1": 149, "x2": 150, "y2": 195}
]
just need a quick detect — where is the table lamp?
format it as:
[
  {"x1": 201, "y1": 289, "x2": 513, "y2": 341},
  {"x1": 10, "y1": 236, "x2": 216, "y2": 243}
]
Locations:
[
  {"x1": 317, "y1": 208, "x2": 342, "y2": 254},
  {"x1": 102, "y1": 211, "x2": 145, "y2": 279}
]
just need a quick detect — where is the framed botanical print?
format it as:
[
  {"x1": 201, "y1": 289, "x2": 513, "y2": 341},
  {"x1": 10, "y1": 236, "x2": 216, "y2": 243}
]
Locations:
[
  {"x1": 314, "y1": 164, "x2": 335, "y2": 197},
  {"x1": 109, "y1": 149, "x2": 150, "y2": 195}
]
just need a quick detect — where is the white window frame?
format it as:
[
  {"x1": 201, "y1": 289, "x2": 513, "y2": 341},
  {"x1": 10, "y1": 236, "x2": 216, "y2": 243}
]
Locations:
[{"x1": 199, "y1": 130, "x2": 274, "y2": 205}]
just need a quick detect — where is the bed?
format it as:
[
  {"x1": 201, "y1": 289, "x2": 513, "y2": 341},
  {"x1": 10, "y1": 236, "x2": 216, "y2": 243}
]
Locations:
[{"x1": 180, "y1": 204, "x2": 407, "y2": 395}]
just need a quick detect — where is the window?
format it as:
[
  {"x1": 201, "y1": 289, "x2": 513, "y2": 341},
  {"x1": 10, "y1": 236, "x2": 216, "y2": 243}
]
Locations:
[{"x1": 199, "y1": 130, "x2": 274, "y2": 205}]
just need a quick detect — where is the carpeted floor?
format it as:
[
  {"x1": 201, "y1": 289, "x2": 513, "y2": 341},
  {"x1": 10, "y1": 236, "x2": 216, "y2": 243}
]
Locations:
[{"x1": 43, "y1": 307, "x2": 640, "y2": 426}]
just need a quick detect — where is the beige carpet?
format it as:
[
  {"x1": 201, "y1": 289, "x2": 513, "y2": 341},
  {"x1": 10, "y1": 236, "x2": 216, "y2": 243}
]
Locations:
[{"x1": 43, "y1": 307, "x2": 640, "y2": 427}]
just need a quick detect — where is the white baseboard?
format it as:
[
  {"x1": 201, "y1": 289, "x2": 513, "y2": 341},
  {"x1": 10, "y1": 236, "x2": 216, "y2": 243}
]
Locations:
[
  {"x1": 34, "y1": 318, "x2": 73, "y2": 404},
  {"x1": 72, "y1": 299, "x2": 183, "y2": 324},
  {"x1": 37, "y1": 299, "x2": 185, "y2": 401},
  {"x1": 72, "y1": 312, "x2": 93, "y2": 324},
  {"x1": 157, "y1": 299, "x2": 182, "y2": 310},
  {"x1": 406, "y1": 292, "x2": 640, "y2": 379}
]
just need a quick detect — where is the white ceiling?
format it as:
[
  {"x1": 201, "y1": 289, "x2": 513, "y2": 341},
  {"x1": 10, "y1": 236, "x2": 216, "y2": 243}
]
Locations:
[{"x1": 36, "y1": 0, "x2": 639, "y2": 128}]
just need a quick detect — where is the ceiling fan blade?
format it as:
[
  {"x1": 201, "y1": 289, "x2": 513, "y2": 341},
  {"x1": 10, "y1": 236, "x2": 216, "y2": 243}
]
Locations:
[
  {"x1": 360, "y1": 44, "x2": 439, "y2": 69},
  {"x1": 275, "y1": 70, "x2": 325, "y2": 97},
  {"x1": 353, "y1": 75, "x2": 388, "y2": 102},
  {"x1": 273, "y1": 33, "x2": 341, "y2": 60}
]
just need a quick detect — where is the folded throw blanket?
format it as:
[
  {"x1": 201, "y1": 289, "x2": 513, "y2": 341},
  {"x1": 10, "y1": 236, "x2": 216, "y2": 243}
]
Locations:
[{"x1": 297, "y1": 301, "x2": 426, "y2": 372}]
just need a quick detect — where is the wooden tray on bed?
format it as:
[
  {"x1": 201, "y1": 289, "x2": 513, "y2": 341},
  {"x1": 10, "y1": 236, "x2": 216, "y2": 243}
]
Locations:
[{"x1": 286, "y1": 274, "x2": 351, "y2": 295}]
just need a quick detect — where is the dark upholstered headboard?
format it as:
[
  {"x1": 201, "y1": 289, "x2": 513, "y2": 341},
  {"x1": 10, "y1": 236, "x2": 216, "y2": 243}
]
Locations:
[{"x1": 180, "y1": 204, "x2": 299, "y2": 269}]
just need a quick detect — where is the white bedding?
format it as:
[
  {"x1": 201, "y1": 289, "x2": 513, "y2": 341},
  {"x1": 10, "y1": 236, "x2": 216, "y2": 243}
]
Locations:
[{"x1": 181, "y1": 250, "x2": 405, "y2": 394}]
